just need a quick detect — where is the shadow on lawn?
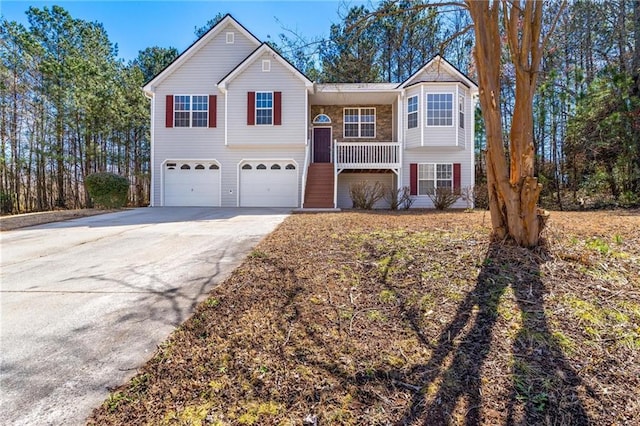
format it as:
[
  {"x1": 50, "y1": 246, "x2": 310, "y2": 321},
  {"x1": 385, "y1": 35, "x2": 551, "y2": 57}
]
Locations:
[{"x1": 394, "y1": 242, "x2": 592, "y2": 425}]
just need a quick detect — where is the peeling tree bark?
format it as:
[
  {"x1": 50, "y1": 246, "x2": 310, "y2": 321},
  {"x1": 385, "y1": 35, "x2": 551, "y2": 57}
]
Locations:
[{"x1": 466, "y1": 0, "x2": 555, "y2": 247}]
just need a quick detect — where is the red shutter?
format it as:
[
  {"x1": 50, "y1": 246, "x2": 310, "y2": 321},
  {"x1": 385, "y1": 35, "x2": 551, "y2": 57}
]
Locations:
[
  {"x1": 165, "y1": 95, "x2": 173, "y2": 128},
  {"x1": 247, "y1": 92, "x2": 255, "y2": 125},
  {"x1": 208, "y1": 95, "x2": 217, "y2": 128},
  {"x1": 453, "y1": 163, "x2": 461, "y2": 192},
  {"x1": 410, "y1": 163, "x2": 418, "y2": 196},
  {"x1": 274, "y1": 91, "x2": 282, "y2": 125}
]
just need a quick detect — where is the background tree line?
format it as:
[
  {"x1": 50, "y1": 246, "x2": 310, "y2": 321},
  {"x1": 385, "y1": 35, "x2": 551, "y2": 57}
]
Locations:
[
  {"x1": 0, "y1": 6, "x2": 177, "y2": 213},
  {"x1": 1, "y1": 1, "x2": 638, "y2": 214}
]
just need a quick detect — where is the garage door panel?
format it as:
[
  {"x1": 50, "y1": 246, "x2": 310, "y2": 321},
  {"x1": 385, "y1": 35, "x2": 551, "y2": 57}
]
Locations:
[
  {"x1": 240, "y1": 162, "x2": 298, "y2": 207},
  {"x1": 164, "y1": 162, "x2": 220, "y2": 206}
]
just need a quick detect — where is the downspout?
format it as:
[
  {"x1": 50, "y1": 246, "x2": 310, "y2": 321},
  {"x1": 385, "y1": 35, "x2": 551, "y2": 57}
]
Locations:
[
  {"x1": 144, "y1": 90, "x2": 155, "y2": 206},
  {"x1": 398, "y1": 92, "x2": 404, "y2": 190},
  {"x1": 300, "y1": 141, "x2": 310, "y2": 208}
]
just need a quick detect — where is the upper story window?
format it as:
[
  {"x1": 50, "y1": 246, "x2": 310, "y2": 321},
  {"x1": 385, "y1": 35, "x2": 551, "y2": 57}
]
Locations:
[
  {"x1": 459, "y1": 95, "x2": 465, "y2": 129},
  {"x1": 418, "y1": 163, "x2": 452, "y2": 195},
  {"x1": 426, "y1": 93, "x2": 453, "y2": 126},
  {"x1": 174, "y1": 95, "x2": 208, "y2": 127},
  {"x1": 344, "y1": 107, "x2": 375, "y2": 138},
  {"x1": 256, "y1": 92, "x2": 273, "y2": 125},
  {"x1": 407, "y1": 95, "x2": 418, "y2": 129}
]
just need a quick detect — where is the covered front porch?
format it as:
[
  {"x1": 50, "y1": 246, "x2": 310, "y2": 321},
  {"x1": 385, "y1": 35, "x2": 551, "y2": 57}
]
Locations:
[{"x1": 302, "y1": 84, "x2": 403, "y2": 208}]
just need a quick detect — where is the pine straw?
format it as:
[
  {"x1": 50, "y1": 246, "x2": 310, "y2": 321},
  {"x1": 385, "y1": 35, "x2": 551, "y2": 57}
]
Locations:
[{"x1": 88, "y1": 210, "x2": 640, "y2": 425}]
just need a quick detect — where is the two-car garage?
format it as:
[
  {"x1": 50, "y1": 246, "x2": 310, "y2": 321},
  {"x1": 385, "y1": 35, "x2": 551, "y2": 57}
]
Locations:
[{"x1": 162, "y1": 159, "x2": 298, "y2": 207}]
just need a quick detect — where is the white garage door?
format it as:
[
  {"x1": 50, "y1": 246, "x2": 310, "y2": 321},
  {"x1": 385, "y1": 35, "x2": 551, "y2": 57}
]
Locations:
[
  {"x1": 164, "y1": 161, "x2": 220, "y2": 206},
  {"x1": 239, "y1": 161, "x2": 298, "y2": 207}
]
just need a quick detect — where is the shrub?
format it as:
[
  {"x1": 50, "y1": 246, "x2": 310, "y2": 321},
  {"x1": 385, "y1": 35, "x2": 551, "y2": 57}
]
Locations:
[
  {"x1": 383, "y1": 186, "x2": 414, "y2": 211},
  {"x1": 85, "y1": 172, "x2": 129, "y2": 208},
  {"x1": 349, "y1": 181, "x2": 385, "y2": 209},
  {"x1": 473, "y1": 182, "x2": 489, "y2": 210},
  {"x1": 427, "y1": 187, "x2": 460, "y2": 210}
]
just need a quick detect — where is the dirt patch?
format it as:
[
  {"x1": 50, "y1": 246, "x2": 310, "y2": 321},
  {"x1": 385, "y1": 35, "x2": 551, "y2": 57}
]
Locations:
[
  {"x1": 0, "y1": 209, "x2": 117, "y2": 231},
  {"x1": 88, "y1": 210, "x2": 640, "y2": 425}
]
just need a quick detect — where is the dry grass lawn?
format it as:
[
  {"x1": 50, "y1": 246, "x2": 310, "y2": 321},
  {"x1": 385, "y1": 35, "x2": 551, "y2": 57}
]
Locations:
[
  {"x1": 88, "y1": 210, "x2": 639, "y2": 425},
  {"x1": 0, "y1": 209, "x2": 115, "y2": 231}
]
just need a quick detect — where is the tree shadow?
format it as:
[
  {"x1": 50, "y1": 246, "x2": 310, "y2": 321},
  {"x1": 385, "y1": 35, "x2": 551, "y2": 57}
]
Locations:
[{"x1": 396, "y1": 242, "x2": 593, "y2": 425}]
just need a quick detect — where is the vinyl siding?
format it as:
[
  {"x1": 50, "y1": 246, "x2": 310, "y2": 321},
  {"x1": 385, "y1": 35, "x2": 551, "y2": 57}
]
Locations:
[
  {"x1": 405, "y1": 63, "x2": 460, "y2": 86},
  {"x1": 405, "y1": 87, "x2": 422, "y2": 149},
  {"x1": 151, "y1": 24, "x2": 258, "y2": 205},
  {"x1": 458, "y1": 88, "x2": 473, "y2": 149},
  {"x1": 401, "y1": 148, "x2": 474, "y2": 209},
  {"x1": 226, "y1": 52, "x2": 307, "y2": 146},
  {"x1": 337, "y1": 173, "x2": 395, "y2": 209}
]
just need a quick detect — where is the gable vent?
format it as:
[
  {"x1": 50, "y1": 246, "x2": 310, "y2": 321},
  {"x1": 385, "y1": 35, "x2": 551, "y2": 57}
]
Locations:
[
  {"x1": 262, "y1": 60, "x2": 271, "y2": 72},
  {"x1": 226, "y1": 32, "x2": 234, "y2": 44}
]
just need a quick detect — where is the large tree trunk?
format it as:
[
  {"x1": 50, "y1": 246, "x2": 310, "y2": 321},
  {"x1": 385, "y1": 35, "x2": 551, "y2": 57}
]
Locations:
[{"x1": 466, "y1": 0, "x2": 549, "y2": 247}]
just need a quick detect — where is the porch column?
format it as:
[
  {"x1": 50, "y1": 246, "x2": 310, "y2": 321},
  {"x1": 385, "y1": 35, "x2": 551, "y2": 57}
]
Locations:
[{"x1": 333, "y1": 139, "x2": 338, "y2": 208}]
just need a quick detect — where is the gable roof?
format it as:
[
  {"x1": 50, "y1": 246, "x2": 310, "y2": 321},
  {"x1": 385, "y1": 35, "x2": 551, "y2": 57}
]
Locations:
[
  {"x1": 217, "y1": 43, "x2": 314, "y2": 92},
  {"x1": 397, "y1": 55, "x2": 478, "y2": 91},
  {"x1": 142, "y1": 14, "x2": 261, "y2": 94}
]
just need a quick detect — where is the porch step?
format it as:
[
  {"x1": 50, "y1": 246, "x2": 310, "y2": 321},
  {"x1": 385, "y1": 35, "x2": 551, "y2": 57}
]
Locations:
[{"x1": 304, "y1": 163, "x2": 335, "y2": 208}]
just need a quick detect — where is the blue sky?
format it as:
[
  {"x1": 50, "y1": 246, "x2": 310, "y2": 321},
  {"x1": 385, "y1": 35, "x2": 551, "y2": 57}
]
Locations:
[{"x1": 1, "y1": 0, "x2": 369, "y2": 62}]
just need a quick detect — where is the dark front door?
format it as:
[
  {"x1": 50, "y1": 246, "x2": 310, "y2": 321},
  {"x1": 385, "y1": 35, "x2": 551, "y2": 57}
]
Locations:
[{"x1": 313, "y1": 127, "x2": 331, "y2": 163}]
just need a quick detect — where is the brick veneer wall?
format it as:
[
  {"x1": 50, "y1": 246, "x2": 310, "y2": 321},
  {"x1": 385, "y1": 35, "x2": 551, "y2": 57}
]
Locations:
[{"x1": 310, "y1": 104, "x2": 393, "y2": 142}]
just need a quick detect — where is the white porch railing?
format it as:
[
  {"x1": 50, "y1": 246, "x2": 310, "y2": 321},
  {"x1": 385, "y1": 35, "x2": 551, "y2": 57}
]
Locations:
[{"x1": 335, "y1": 141, "x2": 401, "y2": 170}]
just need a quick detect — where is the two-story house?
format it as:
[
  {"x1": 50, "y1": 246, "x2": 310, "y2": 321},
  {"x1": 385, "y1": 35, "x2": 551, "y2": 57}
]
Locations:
[{"x1": 142, "y1": 15, "x2": 477, "y2": 209}]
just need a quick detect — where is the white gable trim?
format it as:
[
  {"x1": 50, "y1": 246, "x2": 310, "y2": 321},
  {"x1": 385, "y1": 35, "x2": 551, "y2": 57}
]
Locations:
[
  {"x1": 398, "y1": 55, "x2": 478, "y2": 91},
  {"x1": 143, "y1": 15, "x2": 260, "y2": 94},
  {"x1": 218, "y1": 44, "x2": 314, "y2": 93}
]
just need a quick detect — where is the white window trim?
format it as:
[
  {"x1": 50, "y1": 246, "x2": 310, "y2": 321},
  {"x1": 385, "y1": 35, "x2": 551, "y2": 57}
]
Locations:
[
  {"x1": 425, "y1": 92, "x2": 454, "y2": 127},
  {"x1": 417, "y1": 163, "x2": 453, "y2": 196},
  {"x1": 407, "y1": 95, "x2": 418, "y2": 129},
  {"x1": 255, "y1": 91, "x2": 274, "y2": 126},
  {"x1": 174, "y1": 94, "x2": 208, "y2": 128},
  {"x1": 343, "y1": 107, "x2": 376, "y2": 138},
  {"x1": 226, "y1": 32, "x2": 234, "y2": 44},
  {"x1": 459, "y1": 94, "x2": 465, "y2": 129},
  {"x1": 262, "y1": 60, "x2": 271, "y2": 72}
]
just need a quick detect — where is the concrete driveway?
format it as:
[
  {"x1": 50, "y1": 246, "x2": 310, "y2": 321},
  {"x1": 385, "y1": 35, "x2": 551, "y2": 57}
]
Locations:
[{"x1": 0, "y1": 207, "x2": 289, "y2": 425}]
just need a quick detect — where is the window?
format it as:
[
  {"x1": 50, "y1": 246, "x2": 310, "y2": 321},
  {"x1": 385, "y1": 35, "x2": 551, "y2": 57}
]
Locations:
[
  {"x1": 426, "y1": 93, "x2": 453, "y2": 126},
  {"x1": 418, "y1": 163, "x2": 453, "y2": 195},
  {"x1": 270, "y1": 164, "x2": 281, "y2": 170},
  {"x1": 209, "y1": 164, "x2": 219, "y2": 170},
  {"x1": 255, "y1": 92, "x2": 273, "y2": 125},
  {"x1": 195, "y1": 164, "x2": 205, "y2": 170},
  {"x1": 459, "y1": 95, "x2": 465, "y2": 129},
  {"x1": 285, "y1": 164, "x2": 296, "y2": 170},
  {"x1": 256, "y1": 164, "x2": 267, "y2": 170},
  {"x1": 407, "y1": 95, "x2": 418, "y2": 129},
  {"x1": 262, "y1": 60, "x2": 271, "y2": 72},
  {"x1": 174, "y1": 95, "x2": 208, "y2": 128},
  {"x1": 313, "y1": 114, "x2": 331, "y2": 124},
  {"x1": 344, "y1": 108, "x2": 375, "y2": 138},
  {"x1": 242, "y1": 164, "x2": 252, "y2": 170},
  {"x1": 180, "y1": 164, "x2": 191, "y2": 170}
]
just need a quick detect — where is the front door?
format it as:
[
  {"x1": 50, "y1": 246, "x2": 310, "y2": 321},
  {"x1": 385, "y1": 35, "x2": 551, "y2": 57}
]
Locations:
[{"x1": 313, "y1": 127, "x2": 331, "y2": 163}]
